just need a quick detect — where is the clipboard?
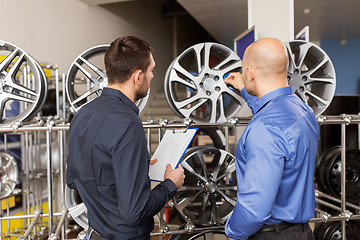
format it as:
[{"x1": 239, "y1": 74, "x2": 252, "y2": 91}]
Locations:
[{"x1": 149, "y1": 128, "x2": 198, "y2": 182}]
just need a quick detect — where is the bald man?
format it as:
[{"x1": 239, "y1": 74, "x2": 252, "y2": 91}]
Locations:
[{"x1": 224, "y1": 38, "x2": 319, "y2": 240}]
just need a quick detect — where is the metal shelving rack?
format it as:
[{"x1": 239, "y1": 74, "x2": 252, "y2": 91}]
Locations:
[{"x1": 0, "y1": 114, "x2": 358, "y2": 240}]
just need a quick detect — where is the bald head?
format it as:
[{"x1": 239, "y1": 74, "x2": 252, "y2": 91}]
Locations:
[
  {"x1": 243, "y1": 38, "x2": 289, "y2": 77},
  {"x1": 241, "y1": 38, "x2": 289, "y2": 98}
]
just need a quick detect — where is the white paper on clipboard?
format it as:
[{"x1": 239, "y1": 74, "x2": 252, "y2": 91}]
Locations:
[{"x1": 149, "y1": 128, "x2": 198, "y2": 182}]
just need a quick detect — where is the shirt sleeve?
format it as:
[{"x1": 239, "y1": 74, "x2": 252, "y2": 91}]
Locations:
[
  {"x1": 240, "y1": 88, "x2": 257, "y2": 115},
  {"x1": 225, "y1": 122, "x2": 288, "y2": 240},
  {"x1": 110, "y1": 122, "x2": 177, "y2": 226}
]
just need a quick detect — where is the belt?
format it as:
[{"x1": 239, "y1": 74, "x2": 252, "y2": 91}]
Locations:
[
  {"x1": 258, "y1": 222, "x2": 303, "y2": 233},
  {"x1": 86, "y1": 228, "x2": 109, "y2": 240}
]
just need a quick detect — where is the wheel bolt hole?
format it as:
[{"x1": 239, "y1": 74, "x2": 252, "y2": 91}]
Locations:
[
  {"x1": 206, "y1": 91, "x2": 211, "y2": 96},
  {"x1": 204, "y1": 73, "x2": 209, "y2": 78},
  {"x1": 199, "y1": 82, "x2": 204, "y2": 88},
  {"x1": 302, "y1": 76, "x2": 307, "y2": 81},
  {"x1": 294, "y1": 69, "x2": 299, "y2": 75},
  {"x1": 215, "y1": 86, "x2": 220, "y2": 92},
  {"x1": 214, "y1": 76, "x2": 219, "y2": 81},
  {"x1": 299, "y1": 86, "x2": 304, "y2": 92},
  {"x1": 287, "y1": 76, "x2": 291, "y2": 81}
]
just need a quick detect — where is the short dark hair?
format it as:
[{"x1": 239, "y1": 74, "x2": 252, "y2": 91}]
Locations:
[{"x1": 104, "y1": 36, "x2": 153, "y2": 84}]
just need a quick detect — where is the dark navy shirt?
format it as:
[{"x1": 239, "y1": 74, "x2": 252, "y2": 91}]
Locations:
[
  {"x1": 66, "y1": 88, "x2": 177, "y2": 240},
  {"x1": 225, "y1": 87, "x2": 320, "y2": 240}
]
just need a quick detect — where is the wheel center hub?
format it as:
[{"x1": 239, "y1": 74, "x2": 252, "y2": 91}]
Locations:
[
  {"x1": 205, "y1": 181, "x2": 217, "y2": 193},
  {"x1": 203, "y1": 78, "x2": 216, "y2": 91}
]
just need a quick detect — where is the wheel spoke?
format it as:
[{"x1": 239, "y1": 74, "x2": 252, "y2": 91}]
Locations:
[
  {"x1": 79, "y1": 57, "x2": 106, "y2": 79},
  {"x1": 198, "y1": 192, "x2": 210, "y2": 223},
  {"x1": 219, "y1": 60, "x2": 242, "y2": 75},
  {"x1": 213, "y1": 51, "x2": 240, "y2": 70},
  {"x1": 174, "y1": 94, "x2": 204, "y2": 109},
  {"x1": 176, "y1": 190, "x2": 204, "y2": 211},
  {"x1": 212, "y1": 152, "x2": 227, "y2": 181},
  {"x1": 297, "y1": 43, "x2": 312, "y2": 68},
  {"x1": 196, "y1": 151, "x2": 208, "y2": 180},
  {"x1": 178, "y1": 185, "x2": 204, "y2": 191},
  {"x1": 172, "y1": 60, "x2": 198, "y2": 83},
  {"x1": 72, "y1": 87, "x2": 100, "y2": 105},
  {"x1": 305, "y1": 90, "x2": 330, "y2": 107},
  {"x1": 177, "y1": 98, "x2": 208, "y2": 118},
  {"x1": 0, "y1": 48, "x2": 19, "y2": 72},
  {"x1": 193, "y1": 43, "x2": 204, "y2": 73},
  {"x1": 7, "y1": 53, "x2": 25, "y2": 78},
  {"x1": 224, "y1": 88, "x2": 244, "y2": 105},
  {"x1": 216, "y1": 159, "x2": 235, "y2": 181},
  {"x1": 285, "y1": 42, "x2": 296, "y2": 73},
  {"x1": 68, "y1": 203, "x2": 87, "y2": 219},
  {"x1": 217, "y1": 185, "x2": 237, "y2": 191},
  {"x1": 3, "y1": 156, "x2": 16, "y2": 171},
  {"x1": 74, "y1": 62, "x2": 100, "y2": 85},
  {"x1": 203, "y1": 43, "x2": 212, "y2": 70},
  {"x1": 216, "y1": 189, "x2": 237, "y2": 207},
  {"x1": 209, "y1": 194, "x2": 221, "y2": 224},
  {"x1": 169, "y1": 69, "x2": 197, "y2": 89},
  {"x1": 307, "y1": 77, "x2": 335, "y2": 84},
  {"x1": 4, "y1": 92, "x2": 35, "y2": 104},
  {"x1": 5, "y1": 80, "x2": 38, "y2": 97},
  {"x1": 308, "y1": 57, "x2": 329, "y2": 76},
  {"x1": 181, "y1": 160, "x2": 207, "y2": 182}
]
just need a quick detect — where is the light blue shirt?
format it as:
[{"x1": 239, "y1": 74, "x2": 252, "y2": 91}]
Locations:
[{"x1": 225, "y1": 86, "x2": 320, "y2": 240}]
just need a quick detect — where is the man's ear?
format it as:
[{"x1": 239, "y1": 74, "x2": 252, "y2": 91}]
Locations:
[
  {"x1": 248, "y1": 66, "x2": 255, "y2": 81},
  {"x1": 132, "y1": 69, "x2": 142, "y2": 85}
]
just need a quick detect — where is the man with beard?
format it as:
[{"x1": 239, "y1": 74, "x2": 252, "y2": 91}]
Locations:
[{"x1": 67, "y1": 36, "x2": 185, "y2": 240}]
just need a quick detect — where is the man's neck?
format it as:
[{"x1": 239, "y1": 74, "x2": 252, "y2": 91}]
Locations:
[
  {"x1": 256, "y1": 78, "x2": 288, "y2": 99},
  {"x1": 107, "y1": 83, "x2": 136, "y2": 102}
]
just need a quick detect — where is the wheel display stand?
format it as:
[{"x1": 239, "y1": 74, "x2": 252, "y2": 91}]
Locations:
[{"x1": 0, "y1": 116, "x2": 359, "y2": 240}]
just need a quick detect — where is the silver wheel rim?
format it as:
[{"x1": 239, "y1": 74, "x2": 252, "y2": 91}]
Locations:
[
  {"x1": 0, "y1": 40, "x2": 44, "y2": 126},
  {"x1": 65, "y1": 185, "x2": 89, "y2": 229},
  {"x1": 285, "y1": 40, "x2": 336, "y2": 116},
  {"x1": 66, "y1": 45, "x2": 149, "y2": 113},
  {"x1": 173, "y1": 146, "x2": 237, "y2": 225},
  {"x1": 164, "y1": 43, "x2": 244, "y2": 123},
  {"x1": 0, "y1": 152, "x2": 18, "y2": 198}
]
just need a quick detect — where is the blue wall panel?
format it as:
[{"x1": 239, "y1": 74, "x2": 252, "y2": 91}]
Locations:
[{"x1": 321, "y1": 38, "x2": 360, "y2": 95}]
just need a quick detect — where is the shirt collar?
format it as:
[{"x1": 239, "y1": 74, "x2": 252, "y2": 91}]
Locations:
[
  {"x1": 101, "y1": 87, "x2": 140, "y2": 115},
  {"x1": 252, "y1": 86, "x2": 294, "y2": 114}
]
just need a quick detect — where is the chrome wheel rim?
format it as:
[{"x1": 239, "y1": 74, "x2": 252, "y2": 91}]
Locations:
[
  {"x1": 164, "y1": 43, "x2": 244, "y2": 123},
  {"x1": 173, "y1": 146, "x2": 237, "y2": 225},
  {"x1": 285, "y1": 40, "x2": 336, "y2": 116},
  {"x1": 66, "y1": 45, "x2": 149, "y2": 113},
  {"x1": 65, "y1": 185, "x2": 89, "y2": 229},
  {"x1": 0, "y1": 152, "x2": 18, "y2": 198},
  {"x1": 0, "y1": 40, "x2": 44, "y2": 126}
]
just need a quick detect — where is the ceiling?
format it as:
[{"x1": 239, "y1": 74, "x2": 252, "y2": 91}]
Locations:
[
  {"x1": 176, "y1": 0, "x2": 360, "y2": 46},
  {"x1": 80, "y1": 0, "x2": 360, "y2": 45}
]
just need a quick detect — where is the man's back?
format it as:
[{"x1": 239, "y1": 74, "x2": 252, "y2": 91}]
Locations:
[{"x1": 67, "y1": 88, "x2": 177, "y2": 239}]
